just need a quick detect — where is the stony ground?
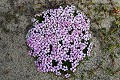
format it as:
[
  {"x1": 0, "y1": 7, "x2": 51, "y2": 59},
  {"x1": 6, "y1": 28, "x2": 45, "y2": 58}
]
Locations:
[{"x1": 0, "y1": 0, "x2": 120, "y2": 80}]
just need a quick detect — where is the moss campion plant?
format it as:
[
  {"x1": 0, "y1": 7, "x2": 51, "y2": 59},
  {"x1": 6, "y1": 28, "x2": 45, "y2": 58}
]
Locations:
[{"x1": 26, "y1": 5, "x2": 93, "y2": 78}]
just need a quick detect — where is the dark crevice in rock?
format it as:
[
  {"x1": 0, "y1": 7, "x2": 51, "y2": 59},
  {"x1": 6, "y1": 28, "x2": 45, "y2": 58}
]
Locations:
[
  {"x1": 4, "y1": 12, "x2": 17, "y2": 23},
  {"x1": 24, "y1": 23, "x2": 33, "y2": 37},
  {"x1": 1, "y1": 43, "x2": 7, "y2": 49},
  {"x1": 2, "y1": 27, "x2": 10, "y2": 33},
  {"x1": 45, "y1": 0, "x2": 60, "y2": 9},
  {"x1": 5, "y1": 53, "x2": 13, "y2": 62},
  {"x1": 25, "y1": 75, "x2": 30, "y2": 78},
  {"x1": 2, "y1": 70, "x2": 10, "y2": 75}
]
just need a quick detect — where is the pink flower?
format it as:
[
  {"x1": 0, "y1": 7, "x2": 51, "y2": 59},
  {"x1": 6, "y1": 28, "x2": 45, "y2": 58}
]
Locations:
[
  {"x1": 26, "y1": 5, "x2": 92, "y2": 78},
  {"x1": 65, "y1": 73, "x2": 71, "y2": 78}
]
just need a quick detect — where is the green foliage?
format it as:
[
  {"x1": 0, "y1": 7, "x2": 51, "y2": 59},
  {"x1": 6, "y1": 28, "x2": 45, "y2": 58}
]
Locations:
[{"x1": 35, "y1": 14, "x2": 45, "y2": 23}]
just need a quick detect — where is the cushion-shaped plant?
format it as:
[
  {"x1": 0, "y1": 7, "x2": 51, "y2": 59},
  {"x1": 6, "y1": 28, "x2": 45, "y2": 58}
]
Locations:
[{"x1": 26, "y1": 5, "x2": 93, "y2": 78}]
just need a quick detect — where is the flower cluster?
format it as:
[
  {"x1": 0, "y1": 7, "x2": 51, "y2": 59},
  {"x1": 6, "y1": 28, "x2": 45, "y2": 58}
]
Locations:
[{"x1": 26, "y1": 5, "x2": 92, "y2": 78}]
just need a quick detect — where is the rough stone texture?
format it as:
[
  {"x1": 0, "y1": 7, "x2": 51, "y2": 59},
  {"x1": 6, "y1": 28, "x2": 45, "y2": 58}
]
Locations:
[{"x1": 0, "y1": 0, "x2": 120, "y2": 80}]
